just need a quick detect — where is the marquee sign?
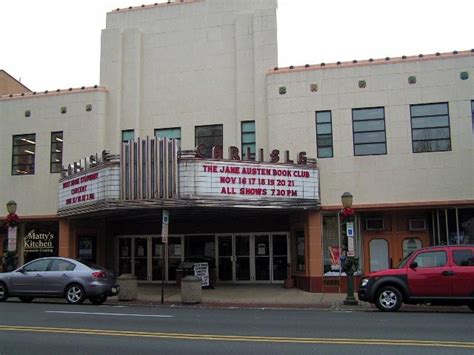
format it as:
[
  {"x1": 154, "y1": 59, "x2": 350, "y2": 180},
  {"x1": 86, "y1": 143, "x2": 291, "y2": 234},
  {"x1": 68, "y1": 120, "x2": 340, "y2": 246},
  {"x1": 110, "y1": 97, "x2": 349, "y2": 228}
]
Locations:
[
  {"x1": 58, "y1": 165, "x2": 120, "y2": 211},
  {"x1": 179, "y1": 159, "x2": 319, "y2": 203}
]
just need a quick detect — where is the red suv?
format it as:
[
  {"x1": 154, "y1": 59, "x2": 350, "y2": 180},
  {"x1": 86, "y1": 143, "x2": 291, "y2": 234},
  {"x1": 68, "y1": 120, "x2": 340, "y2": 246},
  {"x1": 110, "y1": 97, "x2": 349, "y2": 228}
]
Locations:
[{"x1": 358, "y1": 245, "x2": 474, "y2": 312}]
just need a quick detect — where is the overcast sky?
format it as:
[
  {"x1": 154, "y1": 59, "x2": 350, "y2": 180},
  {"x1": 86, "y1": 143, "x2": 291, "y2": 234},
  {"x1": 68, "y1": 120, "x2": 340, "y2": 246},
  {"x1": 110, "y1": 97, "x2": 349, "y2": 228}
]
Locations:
[{"x1": 1, "y1": 0, "x2": 472, "y2": 91}]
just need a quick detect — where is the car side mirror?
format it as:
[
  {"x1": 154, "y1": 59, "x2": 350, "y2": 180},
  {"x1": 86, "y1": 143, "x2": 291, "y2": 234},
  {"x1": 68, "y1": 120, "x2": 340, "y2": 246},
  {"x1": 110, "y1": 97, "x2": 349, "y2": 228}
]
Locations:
[{"x1": 409, "y1": 261, "x2": 418, "y2": 269}]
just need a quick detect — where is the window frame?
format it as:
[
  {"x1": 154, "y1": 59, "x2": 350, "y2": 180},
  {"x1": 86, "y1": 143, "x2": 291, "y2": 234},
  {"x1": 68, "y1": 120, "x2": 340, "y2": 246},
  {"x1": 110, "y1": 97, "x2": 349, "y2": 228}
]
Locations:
[
  {"x1": 195, "y1": 124, "x2": 223, "y2": 158},
  {"x1": 154, "y1": 127, "x2": 181, "y2": 141},
  {"x1": 50, "y1": 131, "x2": 63, "y2": 174},
  {"x1": 121, "y1": 129, "x2": 135, "y2": 143},
  {"x1": 315, "y1": 111, "x2": 334, "y2": 158},
  {"x1": 241, "y1": 120, "x2": 256, "y2": 161},
  {"x1": 351, "y1": 107, "x2": 387, "y2": 156},
  {"x1": 12, "y1": 133, "x2": 36, "y2": 176},
  {"x1": 410, "y1": 102, "x2": 452, "y2": 153}
]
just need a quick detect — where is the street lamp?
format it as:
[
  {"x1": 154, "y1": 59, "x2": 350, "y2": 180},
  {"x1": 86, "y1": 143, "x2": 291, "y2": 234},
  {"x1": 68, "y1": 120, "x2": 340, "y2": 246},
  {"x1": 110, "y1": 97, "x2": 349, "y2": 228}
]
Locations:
[
  {"x1": 5, "y1": 200, "x2": 19, "y2": 271},
  {"x1": 340, "y1": 192, "x2": 358, "y2": 306},
  {"x1": 6, "y1": 200, "x2": 17, "y2": 214}
]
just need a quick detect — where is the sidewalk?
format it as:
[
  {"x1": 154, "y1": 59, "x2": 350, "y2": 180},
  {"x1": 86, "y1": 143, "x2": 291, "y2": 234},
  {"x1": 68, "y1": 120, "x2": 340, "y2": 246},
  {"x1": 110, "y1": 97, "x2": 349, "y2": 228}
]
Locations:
[
  {"x1": 107, "y1": 284, "x2": 472, "y2": 313},
  {"x1": 108, "y1": 284, "x2": 371, "y2": 310}
]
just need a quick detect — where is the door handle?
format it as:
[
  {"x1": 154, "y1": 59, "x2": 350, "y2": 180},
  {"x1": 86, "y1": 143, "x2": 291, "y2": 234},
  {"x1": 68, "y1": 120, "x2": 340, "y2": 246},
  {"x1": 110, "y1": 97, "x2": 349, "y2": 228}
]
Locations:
[
  {"x1": 441, "y1": 271, "x2": 454, "y2": 276},
  {"x1": 62, "y1": 274, "x2": 68, "y2": 278},
  {"x1": 35, "y1": 274, "x2": 42, "y2": 278}
]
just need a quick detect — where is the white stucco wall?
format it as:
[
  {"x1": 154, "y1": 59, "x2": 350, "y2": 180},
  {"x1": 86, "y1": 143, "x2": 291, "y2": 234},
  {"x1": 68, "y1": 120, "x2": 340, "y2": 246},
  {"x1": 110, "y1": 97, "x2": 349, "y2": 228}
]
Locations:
[
  {"x1": 100, "y1": 0, "x2": 278, "y2": 155},
  {"x1": 0, "y1": 89, "x2": 107, "y2": 215},
  {"x1": 266, "y1": 53, "x2": 474, "y2": 206}
]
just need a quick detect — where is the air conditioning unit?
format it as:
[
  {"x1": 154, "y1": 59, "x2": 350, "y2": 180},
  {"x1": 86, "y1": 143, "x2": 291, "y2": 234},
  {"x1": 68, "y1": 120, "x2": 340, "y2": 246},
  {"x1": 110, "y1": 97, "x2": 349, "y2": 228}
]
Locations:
[
  {"x1": 365, "y1": 218, "x2": 384, "y2": 231},
  {"x1": 409, "y1": 218, "x2": 426, "y2": 231}
]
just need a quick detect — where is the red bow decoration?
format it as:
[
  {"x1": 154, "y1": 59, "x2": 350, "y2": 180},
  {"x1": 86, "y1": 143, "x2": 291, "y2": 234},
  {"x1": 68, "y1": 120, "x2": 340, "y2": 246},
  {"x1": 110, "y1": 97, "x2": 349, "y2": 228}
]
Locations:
[
  {"x1": 340, "y1": 208, "x2": 355, "y2": 220},
  {"x1": 6, "y1": 213, "x2": 19, "y2": 228}
]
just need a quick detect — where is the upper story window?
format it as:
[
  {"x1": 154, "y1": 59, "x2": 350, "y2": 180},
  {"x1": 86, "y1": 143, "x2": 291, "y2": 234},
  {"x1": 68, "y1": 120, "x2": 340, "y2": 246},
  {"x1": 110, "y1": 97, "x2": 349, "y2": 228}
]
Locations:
[
  {"x1": 122, "y1": 129, "x2": 135, "y2": 143},
  {"x1": 50, "y1": 131, "x2": 63, "y2": 174},
  {"x1": 155, "y1": 127, "x2": 181, "y2": 141},
  {"x1": 241, "y1": 121, "x2": 256, "y2": 160},
  {"x1": 410, "y1": 103, "x2": 451, "y2": 153},
  {"x1": 352, "y1": 107, "x2": 387, "y2": 156},
  {"x1": 315, "y1": 111, "x2": 333, "y2": 158},
  {"x1": 195, "y1": 124, "x2": 223, "y2": 158},
  {"x1": 12, "y1": 134, "x2": 36, "y2": 175},
  {"x1": 471, "y1": 100, "x2": 474, "y2": 133}
]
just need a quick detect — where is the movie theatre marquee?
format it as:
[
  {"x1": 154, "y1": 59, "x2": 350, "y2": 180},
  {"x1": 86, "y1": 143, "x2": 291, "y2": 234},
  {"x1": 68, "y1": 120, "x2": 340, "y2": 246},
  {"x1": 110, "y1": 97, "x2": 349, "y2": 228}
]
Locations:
[{"x1": 179, "y1": 159, "x2": 319, "y2": 206}]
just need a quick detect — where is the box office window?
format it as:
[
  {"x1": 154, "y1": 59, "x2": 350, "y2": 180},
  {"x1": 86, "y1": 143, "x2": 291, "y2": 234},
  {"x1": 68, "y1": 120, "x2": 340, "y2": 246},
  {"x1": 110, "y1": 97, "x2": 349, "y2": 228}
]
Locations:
[
  {"x1": 195, "y1": 124, "x2": 223, "y2": 158},
  {"x1": 50, "y1": 131, "x2": 63, "y2": 173},
  {"x1": 12, "y1": 134, "x2": 36, "y2": 175},
  {"x1": 352, "y1": 107, "x2": 387, "y2": 156},
  {"x1": 316, "y1": 111, "x2": 333, "y2": 158},
  {"x1": 241, "y1": 121, "x2": 256, "y2": 160},
  {"x1": 410, "y1": 103, "x2": 451, "y2": 153}
]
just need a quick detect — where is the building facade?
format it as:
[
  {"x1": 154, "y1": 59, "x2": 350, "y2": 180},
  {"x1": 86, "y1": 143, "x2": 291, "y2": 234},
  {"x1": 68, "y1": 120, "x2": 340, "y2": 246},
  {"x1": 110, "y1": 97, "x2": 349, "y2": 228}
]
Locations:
[{"x1": 0, "y1": 0, "x2": 473, "y2": 292}]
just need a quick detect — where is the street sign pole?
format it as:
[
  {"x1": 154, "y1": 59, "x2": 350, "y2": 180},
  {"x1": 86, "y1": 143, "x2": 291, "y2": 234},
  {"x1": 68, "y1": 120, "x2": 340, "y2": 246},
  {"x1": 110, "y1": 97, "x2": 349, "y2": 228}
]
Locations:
[{"x1": 161, "y1": 210, "x2": 169, "y2": 305}]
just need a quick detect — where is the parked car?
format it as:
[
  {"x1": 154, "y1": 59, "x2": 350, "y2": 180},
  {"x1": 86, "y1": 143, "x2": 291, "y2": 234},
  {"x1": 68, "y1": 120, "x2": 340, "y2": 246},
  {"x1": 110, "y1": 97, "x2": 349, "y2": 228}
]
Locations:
[
  {"x1": 0, "y1": 257, "x2": 119, "y2": 305},
  {"x1": 358, "y1": 245, "x2": 474, "y2": 312}
]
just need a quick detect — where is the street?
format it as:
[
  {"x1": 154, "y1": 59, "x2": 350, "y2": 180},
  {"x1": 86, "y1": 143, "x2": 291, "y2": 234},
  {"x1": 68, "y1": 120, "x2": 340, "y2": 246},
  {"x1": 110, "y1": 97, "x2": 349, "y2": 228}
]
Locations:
[{"x1": 0, "y1": 301, "x2": 473, "y2": 354}]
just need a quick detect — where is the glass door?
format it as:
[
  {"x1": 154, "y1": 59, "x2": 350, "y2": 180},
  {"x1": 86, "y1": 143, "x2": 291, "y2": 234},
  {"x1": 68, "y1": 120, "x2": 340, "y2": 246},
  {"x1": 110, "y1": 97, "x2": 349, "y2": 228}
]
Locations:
[
  {"x1": 217, "y1": 236, "x2": 233, "y2": 282},
  {"x1": 271, "y1": 234, "x2": 288, "y2": 281},
  {"x1": 235, "y1": 235, "x2": 250, "y2": 281},
  {"x1": 151, "y1": 237, "x2": 164, "y2": 281},
  {"x1": 254, "y1": 234, "x2": 270, "y2": 281},
  {"x1": 118, "y1": 238, "x2": 132, "y2": 275},
  {"x1": 134, "y1": 237, "x2": 148, "y2": 280},
  {"x1": 369, "y1": 239, "x2": 389, "y2": 272},
  {"x1": 168, "y1": 237, "x2": 183, "y2": 281}
]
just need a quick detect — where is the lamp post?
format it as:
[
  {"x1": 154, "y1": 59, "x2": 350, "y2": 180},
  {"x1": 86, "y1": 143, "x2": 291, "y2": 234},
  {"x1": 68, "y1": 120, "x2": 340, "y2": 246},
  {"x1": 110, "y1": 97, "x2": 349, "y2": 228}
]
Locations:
[
  {"x1": 5, "y1": 200, "x2": 19, "y2": 271},
  {"x1": 340, "y1": 192, "x2": 358, "y2": 305}
]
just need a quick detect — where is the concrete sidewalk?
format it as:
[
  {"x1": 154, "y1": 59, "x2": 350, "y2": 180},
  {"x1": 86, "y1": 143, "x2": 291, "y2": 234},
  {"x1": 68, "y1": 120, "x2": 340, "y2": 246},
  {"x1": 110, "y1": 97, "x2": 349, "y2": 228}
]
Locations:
[{"x1": 108, "y1": 284, "x2": 371, "y2": 310}]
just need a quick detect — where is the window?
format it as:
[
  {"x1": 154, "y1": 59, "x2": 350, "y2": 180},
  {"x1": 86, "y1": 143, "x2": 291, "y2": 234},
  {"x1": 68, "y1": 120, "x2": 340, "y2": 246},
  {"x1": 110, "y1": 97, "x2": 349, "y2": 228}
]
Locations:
[
  {"x1": 410, "y1": 103, "x2": 451, "y2": 153},
  {"x1": 195, "y1": 124, "x2": 223, "y2": 158},
  {"x1": 50, "y1": 259, "x2": 76, "y2": 271},
  {"x1": 452, "y1": 250, "x2": 474, "y2": 267},
  {"x1": 413, "y1": 251, "x2": 447, "y2": 268},
  {"x1": 352, "y1": 107, "x2": 387, "y2": 156},
  {"x1": 23, "y1": 259, "x2": 51, "y2": 272},
  {"x1": 12, "y1": 134, "x2": 36, "y2": 175},
  {"x1": 295, "y1": 231, "x2": 306, "y2": 272},
  {"x1": 50, "y1": 131, "x2": 63, "y2": 173},
  {"x1": 471, "y1": 101, "x2": 474, "y2": 133},
  {"x1": 122, "y1": 130, "x2": 135, "y2": 143},
  {"x1": 241, "y1": 121, "x2": 255, "y2": 160},
  {"x1": 316, "y1": 111, "x2": 333, "y2": 158},
  {"x1": 154, "y1": 127, "x2": 181, "y2": 141}
]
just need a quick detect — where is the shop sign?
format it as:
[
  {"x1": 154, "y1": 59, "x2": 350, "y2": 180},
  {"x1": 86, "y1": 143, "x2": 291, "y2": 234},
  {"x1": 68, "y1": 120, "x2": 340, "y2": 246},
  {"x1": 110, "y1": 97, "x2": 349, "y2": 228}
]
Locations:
[
  {"x1": 58, "y1": 166, "x2": 120, "y2": 210},
  {"x1": 24, "y1": 230, "x2": 55, "y2": 254},
  {"x1": 179, "y1": 160, "x2": 319, "y2": 202}
]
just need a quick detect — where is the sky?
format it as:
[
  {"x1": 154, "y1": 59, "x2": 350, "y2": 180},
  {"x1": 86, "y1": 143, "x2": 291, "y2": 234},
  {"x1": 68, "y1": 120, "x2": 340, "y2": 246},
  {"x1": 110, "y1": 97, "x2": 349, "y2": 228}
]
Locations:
[{"x1": 1, "y1": 0, "x2": 472, "y2": 91}]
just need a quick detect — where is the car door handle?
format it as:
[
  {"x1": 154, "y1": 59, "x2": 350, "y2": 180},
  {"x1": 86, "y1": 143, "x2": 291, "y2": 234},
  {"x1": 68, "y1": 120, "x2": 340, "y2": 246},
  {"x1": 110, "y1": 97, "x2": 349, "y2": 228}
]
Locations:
[
  {"x1": 441, "y1": 271, "x2": 455, "y2": 276},
  {"x1": 35, "y1": 274, "x2": 42, "y2": 278},
  {"x1": 62, "y1": 274, "x2": 69, "y2": 278}
]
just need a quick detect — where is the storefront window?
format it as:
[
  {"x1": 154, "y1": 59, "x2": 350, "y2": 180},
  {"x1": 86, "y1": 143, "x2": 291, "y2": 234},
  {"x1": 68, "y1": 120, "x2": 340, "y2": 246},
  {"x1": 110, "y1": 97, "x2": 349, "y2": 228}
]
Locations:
[
  {"x1": 295, "y1": 231, "x2": 305, "y2": 272},
  {"x1": 23, "y1": 221, "x2": 59, "y2": 263},
  {"x1": 322, "y1": 215, "x2": 340, "y2": 275},
  {"x1": 433, "y1": 208, "x2": 474, "y2": 245}
]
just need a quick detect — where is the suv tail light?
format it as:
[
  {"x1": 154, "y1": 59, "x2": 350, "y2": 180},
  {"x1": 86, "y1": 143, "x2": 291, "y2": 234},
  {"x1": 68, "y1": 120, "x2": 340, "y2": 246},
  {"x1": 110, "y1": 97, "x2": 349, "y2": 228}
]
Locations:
[{"x1": 92, "y1": 271, "x2": 107, "y2": 279}]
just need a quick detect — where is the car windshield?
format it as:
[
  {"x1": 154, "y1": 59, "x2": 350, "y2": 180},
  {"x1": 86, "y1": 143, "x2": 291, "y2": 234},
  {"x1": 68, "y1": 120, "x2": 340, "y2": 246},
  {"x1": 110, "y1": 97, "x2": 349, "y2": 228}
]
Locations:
[{"x1": 396, "y1": 252, "x2": 413, "y2": 269}]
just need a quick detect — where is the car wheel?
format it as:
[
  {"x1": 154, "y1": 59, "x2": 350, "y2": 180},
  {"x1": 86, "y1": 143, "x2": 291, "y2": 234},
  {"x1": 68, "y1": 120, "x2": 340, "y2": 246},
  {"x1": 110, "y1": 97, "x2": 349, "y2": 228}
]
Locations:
[
  {"x1": 65, "y1": 284, "x2": 86, "y2": 305},
  {"x1": 375, "y1": 286, "x2": 403, "y2": 312},
  {"x1": 19, "y1": 296, "x2": 34, "y2": 303},
  {"x1": 89, "y1": 295, "x2": 108, "y2": 305},
  {"x1": 0, "y1": 282, "x2": 8, "y2": 302}
]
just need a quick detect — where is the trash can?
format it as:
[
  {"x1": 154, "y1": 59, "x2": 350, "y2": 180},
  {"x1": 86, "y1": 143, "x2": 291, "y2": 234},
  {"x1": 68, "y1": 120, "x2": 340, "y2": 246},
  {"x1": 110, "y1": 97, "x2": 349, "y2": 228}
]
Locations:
[
  {"x1": 176, "y1": 261, "x2": 195, "y2": 288},
  {"x1": 117, "y1": 274, "x2": 137, "y2": 301},
  {"x1": 181, "y1": 275, "x2": 202, "y2": 304}
]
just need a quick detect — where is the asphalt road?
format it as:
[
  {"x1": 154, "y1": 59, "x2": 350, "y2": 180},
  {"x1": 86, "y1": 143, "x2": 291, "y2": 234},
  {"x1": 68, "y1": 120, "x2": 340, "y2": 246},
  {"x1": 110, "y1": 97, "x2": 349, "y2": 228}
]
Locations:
[{"x1": 0, "y1": 300, "x2": 473, "y2": 354}]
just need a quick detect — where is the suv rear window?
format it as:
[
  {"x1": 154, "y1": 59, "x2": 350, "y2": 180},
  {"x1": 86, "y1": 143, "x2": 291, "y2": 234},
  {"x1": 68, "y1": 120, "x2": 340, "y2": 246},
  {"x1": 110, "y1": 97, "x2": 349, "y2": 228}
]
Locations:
[{"x1": 452, "y1": 249, "x2": 474, "y2": 266}]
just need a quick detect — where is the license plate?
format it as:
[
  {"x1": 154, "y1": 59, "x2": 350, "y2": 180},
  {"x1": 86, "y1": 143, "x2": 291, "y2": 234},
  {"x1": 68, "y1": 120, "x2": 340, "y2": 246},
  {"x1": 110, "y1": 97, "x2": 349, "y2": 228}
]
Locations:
[{"x1": 112, "y1": 287, "x2": 117, "y2": 293}]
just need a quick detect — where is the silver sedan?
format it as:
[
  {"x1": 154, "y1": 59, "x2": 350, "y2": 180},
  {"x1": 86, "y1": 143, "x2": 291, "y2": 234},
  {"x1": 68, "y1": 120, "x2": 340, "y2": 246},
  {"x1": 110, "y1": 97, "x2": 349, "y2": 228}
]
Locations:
[{"x1": 0, "y1": 257, "x2": 120, "y2": 305}]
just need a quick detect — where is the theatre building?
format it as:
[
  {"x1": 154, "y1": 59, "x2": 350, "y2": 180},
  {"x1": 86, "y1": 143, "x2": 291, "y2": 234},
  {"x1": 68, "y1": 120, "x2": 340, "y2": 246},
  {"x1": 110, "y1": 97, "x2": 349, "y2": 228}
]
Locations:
[{"x1": 1, "y1": 0, "x2": 473, "y2": 292}]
